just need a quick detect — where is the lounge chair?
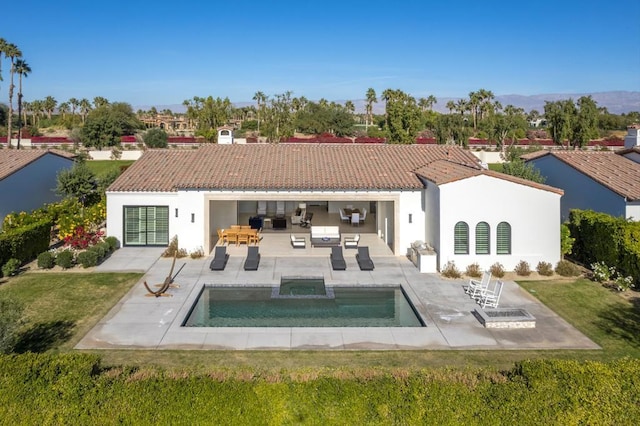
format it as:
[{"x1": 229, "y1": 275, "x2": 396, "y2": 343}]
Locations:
[
  {"x1": 344, "y1": 234, "x2": 360, "y2": 249},
  {"x1": 330, "y1": 246, "x2": 346, "y2": 270},
  {"x1": 210, "y1": 246, "x2": 229, "y2": 271},
  {"x1": 479, "y1": 280, "x2": 504, "y2": 308},
  {"x1": 356, "y1": 246, "x2": 374, "y2": 270},
  {"x1": 243, "y1": 246, "x2": 260, "y2": 271},
  {"x1": 290, "y1": 234, "x2": 306, "y2": 248},
  {"x1": 466, "y1": 271, "x2": 492, "y2": 298}
]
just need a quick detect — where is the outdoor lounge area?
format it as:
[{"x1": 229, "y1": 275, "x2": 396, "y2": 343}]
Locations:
[{"x1": 77, "y1": 242, "x2": 600, "y2": 351}]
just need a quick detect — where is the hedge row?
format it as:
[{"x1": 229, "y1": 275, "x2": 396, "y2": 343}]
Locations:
[
  {"x1": 568, "y1": 209, "x2": 640, "y2": 284},
  {"x1": 0, "y1": 353, "x2": 638, "y2": 423},
  {"x1": 0, "y1": 219, "x2": 52, "y2": 267}
]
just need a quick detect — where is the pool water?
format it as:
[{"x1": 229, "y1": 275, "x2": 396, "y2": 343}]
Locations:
[{"x1": 183, "y1": 284, "x2": 424, "y2": 328}]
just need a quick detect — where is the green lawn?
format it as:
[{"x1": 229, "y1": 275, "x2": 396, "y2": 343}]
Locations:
[
  {"x1": 85, "y1": 160, "x2": 134, "y2": 178},
  {"x1": 488, "y1": 163, "x2": 503, "y2": 172},
  {"x1": 1, "y1": 272, "x2": 638, "y2": 371}
]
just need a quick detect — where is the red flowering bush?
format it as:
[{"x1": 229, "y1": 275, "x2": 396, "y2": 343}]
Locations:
[{"x1": 63, "y1": 225, "x2": 104, "y2": 249}]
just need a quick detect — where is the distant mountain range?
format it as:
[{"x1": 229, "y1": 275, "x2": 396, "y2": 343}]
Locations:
[{"x1": 138, "y1": 91, "x2": 640, "y2": 116}]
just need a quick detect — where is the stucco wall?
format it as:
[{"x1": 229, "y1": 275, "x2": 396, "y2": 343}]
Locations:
[
  {"x1": 627, "y1": 202, "x2": 640, "y2": 221},
  {"x1": 528, "y1": 155, "x2": 627, "y2": 221},
  {"x1": 436, "y1": 174, "x2": 561, "y2": 271},
  {"x1": 0, "y1": 153, "x2": 74, "y2": 230}
]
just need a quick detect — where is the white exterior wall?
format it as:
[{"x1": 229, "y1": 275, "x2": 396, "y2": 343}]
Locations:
[
  {"x1": 627, "y1": 202, "x2": 640, "y2": 221},
  {"x1": 107, "y1": 188, "x2": 426, "y2": 255},
  {"x1": 437, "y1": 175, "x2": 561, "y2": 271},
  {"x1": 529, "y1": 155, "x2": 628, "y2": 221},
  {"x1": 106, "y1": 191, "x2": 179, "y2": 246},
  {"x1": 423, "y1": 183, "x2": 440, "y2": 250},
  {"x1": 0, "y1": 154, "x2": 74, "y2": 230}
]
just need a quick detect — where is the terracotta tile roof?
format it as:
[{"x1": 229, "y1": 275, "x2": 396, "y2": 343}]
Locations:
[
  {"x1": 414, "y1": 160, "x2": 564, "y2": 195},
  {"x1": 0, "y1": 149, "x2": 76, "y2": 181},
  {"x1": 524, "y1": 150, "x2": 640, "y2": 200},
  {"x1": 616, "y1": 146, "x2": 640, "y2": 156},
  {"x1": 108, "y1": 144, "x2": 482, "y2": 192}
]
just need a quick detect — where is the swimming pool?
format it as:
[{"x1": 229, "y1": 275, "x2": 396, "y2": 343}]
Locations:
[{"x1": 183, "y1": 279, "x2": 424, "y2": 327}]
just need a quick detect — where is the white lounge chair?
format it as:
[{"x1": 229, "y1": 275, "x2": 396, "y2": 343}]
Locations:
[
  {"x1": 344, "y1": 234, "x2": 360, "y2": 249},
  {"x1": 466, "y1": 271, "x2": 491, "y2": 299},
  {"x1": 290, "y1": 234, "x2": 306, "y2": 248},
  {"x1": 479, "y1": 280, "x2": 504, "y2": 308}
]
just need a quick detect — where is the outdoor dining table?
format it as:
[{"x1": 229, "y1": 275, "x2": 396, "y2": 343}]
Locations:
[{"x1": 222, "y1": 229, "x2": 259, "y2": 246}]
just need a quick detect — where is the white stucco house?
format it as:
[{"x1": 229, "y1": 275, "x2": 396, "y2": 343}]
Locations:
[
  {"x1": 0, "y1": 149, "x2": 76, "y2": 230},
  {"x1": 523, "y1": 149, "x2": 640, "y2": 222},
  {"x1": 106, "y1": 144, "x2": 563, "y2": 271}
]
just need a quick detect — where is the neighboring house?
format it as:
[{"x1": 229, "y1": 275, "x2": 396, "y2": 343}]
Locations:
[
  {"x1": 523, "y1": 150, "x2": 640, "y2": 221},
  {"x1": 0, "y1": 149, "x2": 76, "y2": 230},
  {"x1": 106, "y1": 144, "x2": 563, "y2": 271}
]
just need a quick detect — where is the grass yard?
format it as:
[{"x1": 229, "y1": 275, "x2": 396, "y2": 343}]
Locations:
[
  {"x1": 86, "y1": 160, "x2": 134, "y2": 178},
  {"x1": 0, "y1": 273, "x2": 141, "y2": 352},
  {"x1": 1, "y1": 272, "x2": 638, "y2": 372}
]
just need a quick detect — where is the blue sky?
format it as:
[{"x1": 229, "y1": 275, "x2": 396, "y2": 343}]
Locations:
[{"x1": 3, "y1": 0, "x2": 639, "y2": 108}]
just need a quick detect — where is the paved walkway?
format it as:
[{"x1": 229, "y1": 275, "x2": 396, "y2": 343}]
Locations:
[{"x1": 79, "y1": 243, "x2": 599, "y2": 351}]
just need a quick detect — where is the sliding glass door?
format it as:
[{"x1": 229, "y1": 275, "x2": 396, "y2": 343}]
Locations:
[{"x1": 124, "y1": 206, "x2": 169, "y2": 246}]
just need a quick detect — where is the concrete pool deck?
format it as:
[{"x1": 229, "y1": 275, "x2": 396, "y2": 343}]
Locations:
[{"x1": 77, "y1": 239, "x2": 600, "y2": 351}]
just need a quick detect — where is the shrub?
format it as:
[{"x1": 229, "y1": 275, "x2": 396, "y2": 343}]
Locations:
[
  {"x1": 190, "y1": 247, "x2": 204, "y2": 259},
  {"x1": 55, "y1": 250, "x2": 75, "y2": 269},
  {"x1": 514, "y1": 260, "x2": 531, "y2": 276},
  {"x1": 0, "y1": 219, "x2": 53, "y2": 267},
  {"x1": 465, "y1": 263, "x2": 482, "y2": 278},
  {"x1": 162, "y1": 236, "x2": 187, "y2": 258},
  {"x1": 98, "y1": 241, "x2": 112, "y2": 254},
  {"x1": 560, "y1": 224, "x2": 574, "y2": 258},
  {"x1": 88, "y1": 244, "x2": 106, "y2": 259},
  {"x1": 555, "y1": 260, "x2": 581, "y2": 277},
  {"x1": 37, "y1": 251, "x2": 55, "y2": 269},
  {"x1": 441, "y1": 261, "x2": 461, "y2": 278},
  {"x1": 489, "y1": 262, "x2": 505, "y2": 278},
  {"x1": 77, "y1": 251, "x2": 99, "y2": 268},
  {"x1": 613, "y1": 274, "x2": 634, "y2": 292},
  {"x1": 143, "y1": 128, "x2": 168, "y2": 148},
  {"x1": 1, "y1": 259, "x2": 21, "y2": 277},
  {"x1": 536, "y1": 261, "x2": 554, "y2": 276},
  {"x1": 590, "y1": 261, "x2": 615, "y2": 283},
  {"x1": 104, "y1": 236, "x2": 120, "y2": 250}
]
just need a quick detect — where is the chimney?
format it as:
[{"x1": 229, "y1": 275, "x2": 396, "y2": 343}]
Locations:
[{"x1": 625, "y1": 124, "x2": 640, "y2": 148}]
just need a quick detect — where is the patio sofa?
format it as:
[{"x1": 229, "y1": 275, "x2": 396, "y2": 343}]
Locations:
[{"x1": 310, "y1": 226, "x2": 341, "y2": 247}]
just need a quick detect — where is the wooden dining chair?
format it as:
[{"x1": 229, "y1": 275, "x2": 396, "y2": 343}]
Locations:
[
  {"x1": 225, "y1": 231, "x2": 237, "y2": 246},
  {"x1": 230, "y1": 225, "x2": 241, "y2": 230},
  {"x1": 248, "y1": 229, "x2": 259, "y2": 245},
  {"x1": 236, "y1": 232, "x2": 249, "y2": 246},
  {"x1": 240, "y1": 225, "x2": 252, "y2": 230}
]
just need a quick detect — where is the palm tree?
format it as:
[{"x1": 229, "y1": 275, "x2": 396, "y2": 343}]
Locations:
[
  {"x1": 445, "y1": 100, "x2": 456, "y2": 114},
  {"x1": 21, "y1": 100, "x2": 30, "y2": 126},
  {"x1": 58, "y1": 102, "x2": 70, "y2": 118},
  {"x1": 344, "y1": 100, "x2": 355, "y2": 115},
  {"x1": 365, "y1": 88, "x2": 377, "y2": 130},
  {"x1": 68, "y1": 97, "x2": 79, "y2": 118},
  {"x1": 0, "y1": 38, "x2": 7, "y2": 91},
  {"x1": 427, "y1": 95, "x2": 437, "y2": 111},
  {"x1": 418, "y1": 97, "x2": 428, "y2": 112},
  {"x1": 30, "y1": 99, "x2": 43, "y2": 127},
  {"x1": 79, "y1": 98, "x2": 91, "y2": 123},
  {"x1": 252, "y1": 91, "x2": 266, "y2": 135},
  {"x1": 5, "y1": 43, "x2": 22, "y2": 145},
  {"x1": 43, "y1": 96, "x2": 57, "y2": 120},
  {"x1": 14, "y1": 59, "x2": 31, "y2": 149},
  {"x1": 93, "y1": 96, "x2": 109, "y2": 108}
]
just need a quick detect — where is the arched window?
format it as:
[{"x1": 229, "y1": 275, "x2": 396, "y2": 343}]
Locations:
[
  {"x1": 497, "y1": 222, "x2": 511, "y2": 255},
  {"x1": 454, "y1": 222, "x2": 469, "y2": 254},
  {"x1": 475, "y1": 222, "x2": 490, "y2": 254}
]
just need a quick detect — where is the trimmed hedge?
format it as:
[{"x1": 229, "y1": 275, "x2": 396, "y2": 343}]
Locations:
[
  {"x1": 568, "y1": 209, "x2": 640, "y2": 284},
  {"x1": 0, "y1": 219, "x2": 52, "y2": 267},
  {"x1": 0, "y1": 354, "x2": 638, "y2": 423}
]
